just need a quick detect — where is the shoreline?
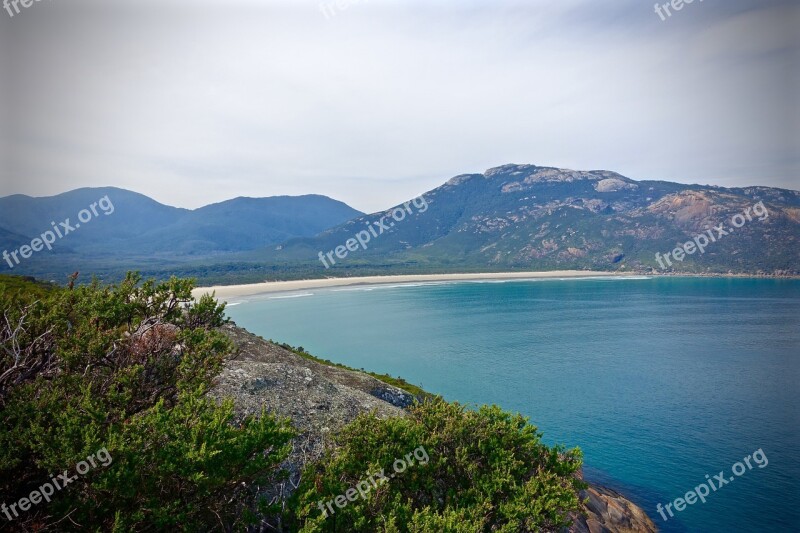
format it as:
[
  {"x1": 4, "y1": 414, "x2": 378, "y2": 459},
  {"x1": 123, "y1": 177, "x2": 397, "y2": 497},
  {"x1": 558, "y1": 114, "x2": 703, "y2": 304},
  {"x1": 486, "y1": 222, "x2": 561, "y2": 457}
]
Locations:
[
  {"x1": 192, "y1": 270, "x2": 799, "y2": 300},
  {"x1": 191, "y1": 270, "x2": 623, "y2": 299}
]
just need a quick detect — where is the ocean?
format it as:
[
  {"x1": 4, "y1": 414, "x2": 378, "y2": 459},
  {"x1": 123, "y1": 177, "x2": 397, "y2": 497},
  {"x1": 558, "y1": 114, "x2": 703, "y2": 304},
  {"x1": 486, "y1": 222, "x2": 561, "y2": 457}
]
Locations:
[{"x1": 224, "y1": 277, "x2": 800, "y2": 532}]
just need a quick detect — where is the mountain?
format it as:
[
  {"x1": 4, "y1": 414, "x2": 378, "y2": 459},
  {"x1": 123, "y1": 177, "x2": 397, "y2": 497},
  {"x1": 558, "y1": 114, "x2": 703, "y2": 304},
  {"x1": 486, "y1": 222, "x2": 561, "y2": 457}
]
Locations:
[
  {"x1": 3, "y1": 166, "x2": 797, "y2": 284},
  {"x1": 0, "y1": 188, "x2": 362, "y2": 256},
  {"x1": 0, "y1": 226, "x2": 35, "y2": 255},
  {"x1": 120, "y1": 194, "x2": 365, "y2": 255},
  {"x1": 0, "y1": 188, "x2": 363, "y2": 276},
  {"x1": 255, "y1": 164, "x2": 799, "y2": 277}
]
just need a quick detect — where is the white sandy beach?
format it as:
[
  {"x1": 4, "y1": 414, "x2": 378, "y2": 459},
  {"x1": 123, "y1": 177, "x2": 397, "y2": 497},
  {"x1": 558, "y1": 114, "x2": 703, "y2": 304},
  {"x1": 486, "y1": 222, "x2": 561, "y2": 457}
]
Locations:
[{"x1": 192, "y1": 270, "x2": 622, "y2": 299}]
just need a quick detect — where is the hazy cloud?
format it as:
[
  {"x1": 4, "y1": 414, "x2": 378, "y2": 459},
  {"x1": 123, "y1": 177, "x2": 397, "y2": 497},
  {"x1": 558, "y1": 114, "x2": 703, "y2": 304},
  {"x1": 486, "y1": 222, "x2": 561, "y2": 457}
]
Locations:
[{"x1": 1, "y1": 0, "x2": 797, "y2": 212}]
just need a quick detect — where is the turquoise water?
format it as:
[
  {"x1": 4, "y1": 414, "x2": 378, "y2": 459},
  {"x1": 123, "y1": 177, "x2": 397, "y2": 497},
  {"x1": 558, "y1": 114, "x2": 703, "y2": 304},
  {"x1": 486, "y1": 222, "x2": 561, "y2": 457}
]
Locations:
[{"x1": 225, "y1": 277, "x2": 800, "y2": 532}]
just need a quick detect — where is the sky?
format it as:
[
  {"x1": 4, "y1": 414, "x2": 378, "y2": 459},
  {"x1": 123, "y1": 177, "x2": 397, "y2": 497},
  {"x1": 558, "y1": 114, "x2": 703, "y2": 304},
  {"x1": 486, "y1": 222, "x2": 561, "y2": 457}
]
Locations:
[{"x1": 0, "y1": 0, "x2": 797, "y2": 214}]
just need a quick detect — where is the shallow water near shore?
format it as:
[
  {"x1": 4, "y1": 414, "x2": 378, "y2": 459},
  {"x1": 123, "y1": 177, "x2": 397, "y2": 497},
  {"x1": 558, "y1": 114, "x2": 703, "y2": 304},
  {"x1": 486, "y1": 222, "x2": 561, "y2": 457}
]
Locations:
[{"x1": 225, "y1": 277, "x2": 800, "y2": 532}]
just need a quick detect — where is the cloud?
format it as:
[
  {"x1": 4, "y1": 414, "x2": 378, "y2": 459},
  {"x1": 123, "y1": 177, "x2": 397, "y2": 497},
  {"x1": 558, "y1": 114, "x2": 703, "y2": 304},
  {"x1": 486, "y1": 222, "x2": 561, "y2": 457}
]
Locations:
[{"x1": 1, "y1": 0, "x2": 796, "y2": 212}]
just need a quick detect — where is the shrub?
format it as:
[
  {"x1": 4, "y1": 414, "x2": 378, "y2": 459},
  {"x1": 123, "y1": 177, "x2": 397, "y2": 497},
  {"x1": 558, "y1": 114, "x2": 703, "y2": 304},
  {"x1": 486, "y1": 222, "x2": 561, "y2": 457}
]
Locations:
[
  {"x1": 289, "y1": 397, "x2": 584, "y2": 532},
  {"x1": 0, "y1": 273, "x2": 293, "y2": 531}
]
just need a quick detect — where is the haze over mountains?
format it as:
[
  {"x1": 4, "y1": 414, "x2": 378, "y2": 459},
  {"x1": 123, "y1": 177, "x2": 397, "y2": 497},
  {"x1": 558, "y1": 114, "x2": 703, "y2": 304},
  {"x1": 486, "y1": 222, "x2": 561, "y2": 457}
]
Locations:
[{"x1": 2, "y1": 166, "x2": 798, "y2": 284}]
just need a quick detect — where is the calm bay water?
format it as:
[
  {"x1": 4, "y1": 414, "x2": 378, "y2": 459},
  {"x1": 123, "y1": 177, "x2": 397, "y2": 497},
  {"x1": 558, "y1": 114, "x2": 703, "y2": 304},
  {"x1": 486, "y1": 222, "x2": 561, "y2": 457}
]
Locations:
[{"x1": 225, "y1": 277, "x2": 800, "y2": 532}]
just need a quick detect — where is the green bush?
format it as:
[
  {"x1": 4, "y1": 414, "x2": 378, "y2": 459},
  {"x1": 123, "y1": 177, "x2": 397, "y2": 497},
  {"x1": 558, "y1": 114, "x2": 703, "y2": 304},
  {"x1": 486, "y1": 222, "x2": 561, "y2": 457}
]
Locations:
[
  {"x1": 1, "y1": 274, "x2": 587, "y2": 531},
  {"x1": 289, "y1": 397, "x2": 584, "y2": 532},
  {"x1": 0, "y1": 273, "x2": 293, "y2": 531}
]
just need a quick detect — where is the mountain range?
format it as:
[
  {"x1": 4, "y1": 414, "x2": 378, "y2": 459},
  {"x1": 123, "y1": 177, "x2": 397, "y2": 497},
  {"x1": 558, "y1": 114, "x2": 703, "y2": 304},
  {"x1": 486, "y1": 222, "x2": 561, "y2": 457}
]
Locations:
[
  {"x1": 1, "y1": 165, "x2": 798, "y2": 284},
  {"x1": 0, "y1": 188, "x2": 362, "y2": 279},
  {"x1": 252, "y1": 164, "x2": 800, "y2": 279}
]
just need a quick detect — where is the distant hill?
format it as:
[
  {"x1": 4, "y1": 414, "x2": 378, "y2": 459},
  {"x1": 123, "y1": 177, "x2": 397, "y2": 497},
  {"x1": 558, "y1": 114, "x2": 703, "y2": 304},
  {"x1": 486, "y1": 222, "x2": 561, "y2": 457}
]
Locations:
[
  {"x1": 0, "y1": 226, "x2": 34, "y2": 254},
  {"x1": 254, "y1": 164, "x2": 799, "y2": 278},
  {"x1": 0, "y1": 188, "x2": 363, "y2": 278},
  {"x1": 120, "y1": 194, "x2": 365, "y2": 255},
  {"x1": 0, "y1": 188, "x2": 188, "y2": 255},
  {"x1": 2, "y1": 167, "x2": 798, "y2": 284}
]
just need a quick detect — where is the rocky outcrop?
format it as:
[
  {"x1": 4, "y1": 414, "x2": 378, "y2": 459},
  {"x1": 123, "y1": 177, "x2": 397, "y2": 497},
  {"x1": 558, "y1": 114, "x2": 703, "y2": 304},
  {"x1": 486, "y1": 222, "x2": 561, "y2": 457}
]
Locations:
[
  {"x1": 209, "y1": 324, "x2": 414, "y2": 490},
  {"x1": 212, "y1": 324, "x2": 657, "y2": 532},
  {"x1": 568, "y1": 482, "x2": 657, "y2": 533}
]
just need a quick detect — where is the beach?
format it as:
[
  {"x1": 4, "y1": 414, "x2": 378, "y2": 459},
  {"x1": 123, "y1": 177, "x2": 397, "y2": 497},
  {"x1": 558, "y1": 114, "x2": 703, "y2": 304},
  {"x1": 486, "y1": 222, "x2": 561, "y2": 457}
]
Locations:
[{"x1": 191, "y1": 270, "x2": 620, "y2": 299}]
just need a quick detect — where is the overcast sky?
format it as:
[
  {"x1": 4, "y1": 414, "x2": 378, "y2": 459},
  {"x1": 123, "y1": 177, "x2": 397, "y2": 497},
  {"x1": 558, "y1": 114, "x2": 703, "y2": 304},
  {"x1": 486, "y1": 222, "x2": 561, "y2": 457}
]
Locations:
[{"x1": 1, "y1": 0, "x2": 797, "y2": 213}]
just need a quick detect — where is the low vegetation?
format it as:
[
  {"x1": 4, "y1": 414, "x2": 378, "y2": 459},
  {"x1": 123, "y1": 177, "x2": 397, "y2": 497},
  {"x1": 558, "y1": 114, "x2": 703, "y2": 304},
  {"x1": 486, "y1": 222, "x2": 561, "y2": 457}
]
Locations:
[
  {"x1": 0, "y1": 274, "x2": 585, "y2": 531},
  {"x1": 0, "y1": 273, "x2": 294, "y2": 530},
  {"x1": 289, "y1": 398, "x2": 585, "y2": 532}
]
